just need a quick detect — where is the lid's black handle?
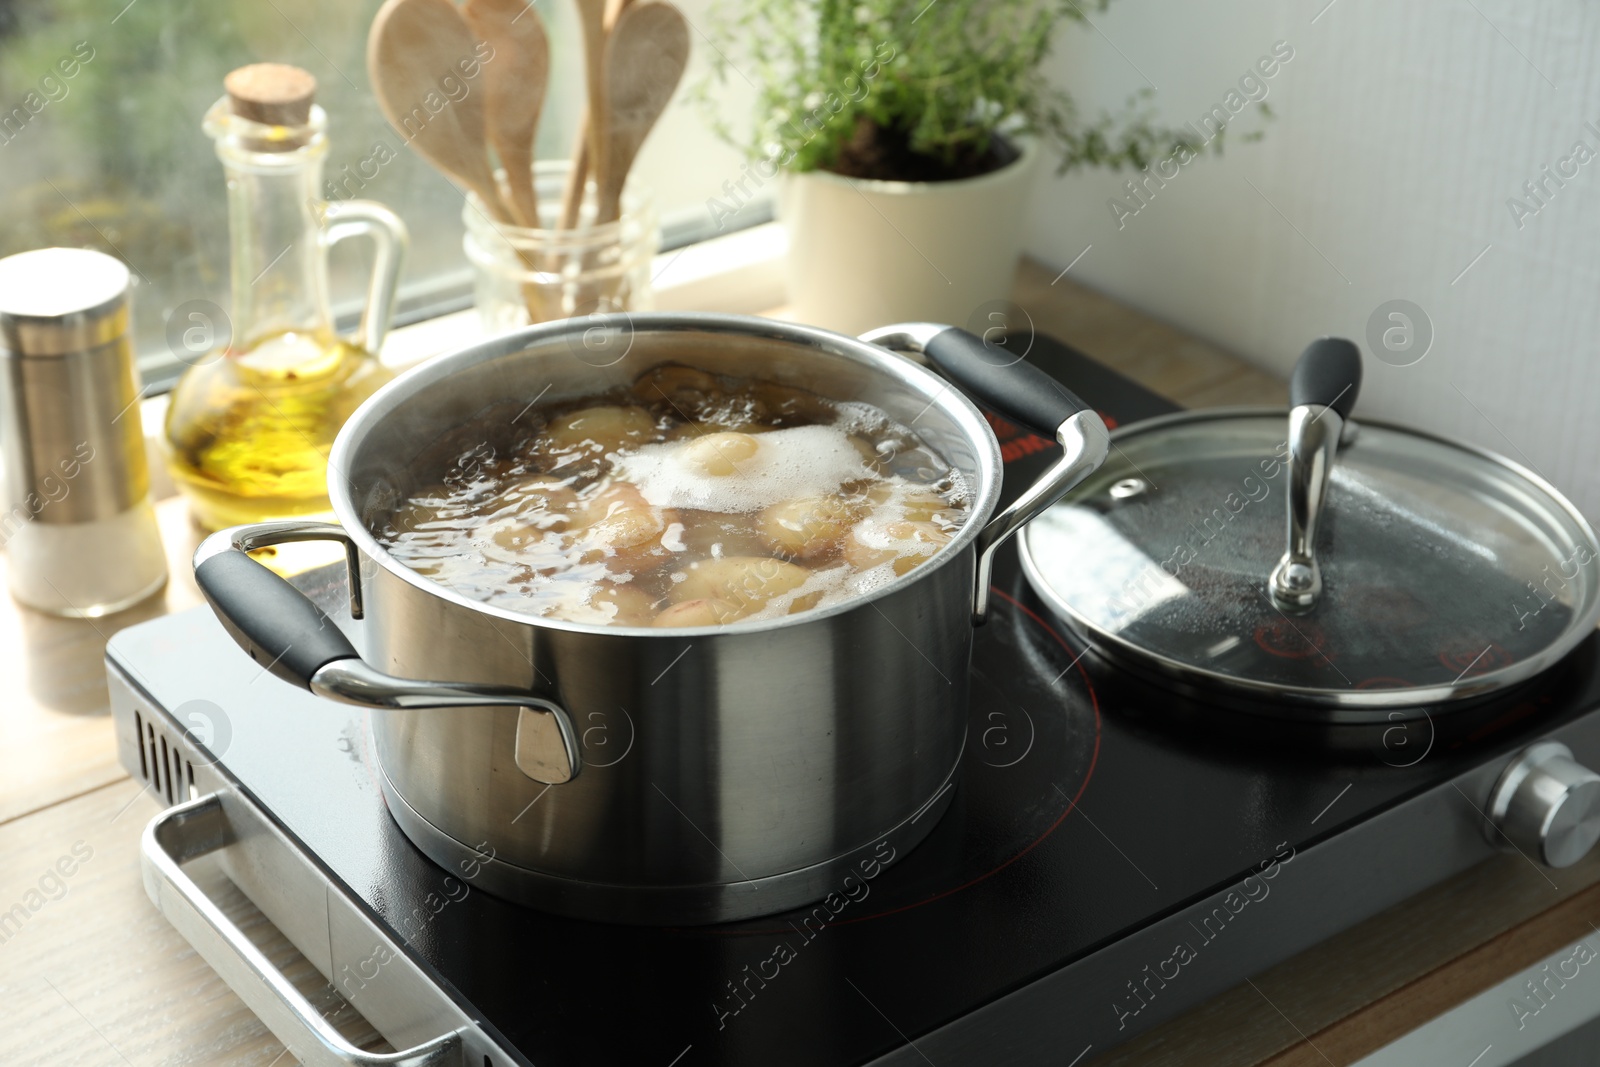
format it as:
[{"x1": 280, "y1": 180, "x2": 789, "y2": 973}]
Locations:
[
  {"x1": 1289, "y1": 337, "x2": 1362, "y2": 417},
  {"x1": 922, "y1": 327, "x2": 1091, "y2": 438},
  {"x1": 1270, "y1": 337, "x2": 1364, "y2": 613}
]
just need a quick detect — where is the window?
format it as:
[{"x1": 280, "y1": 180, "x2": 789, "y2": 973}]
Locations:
[{"x1": 0, "y1": 0, "x2": 761, "y2": 386}]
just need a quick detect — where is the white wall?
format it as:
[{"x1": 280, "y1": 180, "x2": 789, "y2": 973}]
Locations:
[{"x1": 1030, "y1": 0, "x2": 1600, "y2": 517}]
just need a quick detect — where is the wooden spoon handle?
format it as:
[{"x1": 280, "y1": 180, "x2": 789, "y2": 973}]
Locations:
[
  {"x1": 576, "y1": 0, "x2": 609, "y2": 220},
  {"x1": 558, "y1": 0, "x2": 638, "y2": 229},
  {"x1": 464, "y1": 0, "x2": 549, "y2": 228},
  {"x1": 558, "y1": 118, "x2": 591, "y2": 229}
]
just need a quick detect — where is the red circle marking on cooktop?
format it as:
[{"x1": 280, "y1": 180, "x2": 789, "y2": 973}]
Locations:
[
  {"x1": 1254, "y1": 618, "x2": 1330, "y2": 660},
  {"x1": 724, "y1": 586, "x2": 1103, "y2": 934},
  {"x1": 1439, "y1": 642, "x2": 1514, "y2": 676}
]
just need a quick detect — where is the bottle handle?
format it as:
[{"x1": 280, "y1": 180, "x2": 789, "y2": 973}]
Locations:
[{"x1": 319, "y1": 200, "x2": 408, "y2": 356}]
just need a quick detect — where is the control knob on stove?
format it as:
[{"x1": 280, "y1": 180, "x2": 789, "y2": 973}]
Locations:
[{"x1": 1486, "y1": 741, "x2": 1600, "y2": 869}]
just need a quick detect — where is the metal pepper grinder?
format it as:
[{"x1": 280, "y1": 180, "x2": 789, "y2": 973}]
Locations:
[{"x1": 0, "y1": 247, "x2": 168, "y2": 616}]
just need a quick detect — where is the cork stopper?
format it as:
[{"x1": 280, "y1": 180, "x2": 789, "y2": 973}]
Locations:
[{"x1": 224, "y1": 63, "x2": 316, "y2": 127}]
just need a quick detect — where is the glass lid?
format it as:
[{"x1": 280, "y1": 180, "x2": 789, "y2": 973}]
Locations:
[{"x1": 1019, "y1": 343, "x2": 1600, "y2": 715}]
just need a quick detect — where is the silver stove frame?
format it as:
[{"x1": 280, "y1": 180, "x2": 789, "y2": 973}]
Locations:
[{"x1": 111, "y1": 659, "x2": 520, "y2": 1067}]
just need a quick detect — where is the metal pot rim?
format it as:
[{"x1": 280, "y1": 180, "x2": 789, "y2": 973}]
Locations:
[
  {"x1": 327, "y1": 311, "x2": 1005, "y2": 637},
  {"x1": 1018, "y1": 405, "x2": 1600, "y2": 715}
]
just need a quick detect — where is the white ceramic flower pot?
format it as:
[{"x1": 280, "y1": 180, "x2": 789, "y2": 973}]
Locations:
[{"x1": 778, "y1": 139, "x2": 1040, "y2": 336}]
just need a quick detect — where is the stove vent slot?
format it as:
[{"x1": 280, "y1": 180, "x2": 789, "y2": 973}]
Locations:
[
  {"x1": 147, "y1": 721, "x2": 162, "y2": 796},
  {"x1": 137, "y1": 715, "x2": 190, "y2": 806},
  {"x1": 134, "y1": 710, "x2": 148, "y2": 781},
  {"x1": 160, "y1": 733, "x2": 173, "y2": 803}
]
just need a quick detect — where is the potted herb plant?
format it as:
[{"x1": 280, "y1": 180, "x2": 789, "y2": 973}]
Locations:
[{"x1": 699, "y1": 0, "x2": 1225, "y2": 333}]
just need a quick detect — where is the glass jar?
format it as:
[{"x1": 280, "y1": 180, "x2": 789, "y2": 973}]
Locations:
[{"x1": 463, "y1": 161, "x2": 657, "y2": 335}]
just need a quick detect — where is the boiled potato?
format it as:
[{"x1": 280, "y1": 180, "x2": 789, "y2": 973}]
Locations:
[
  {"x1": 570, "y1": 481, "x2": 651, "y2": 526},
  {"x1": 489, "y1": 518, "x2": 544, "y2": 555},
  {"x1": 652, "y1": 597, "x2": 744, "y2": 627},
  {"x1": 786, "y1": 589, "x2": 827, "y2": 615},
  {"x1": 866, "y1": 483, "x2": 957, "y2": 524},
  {"x1": 486, "y1": 513, "x2": 575, "y2": 570},
  {"x1": 590, "y1": 582, "x2": 659, "y2": 626},
  {"x1": 747, "y1": 381, "x2": 832, "y2": 424},
  {"x1": 679, "y1": 431, "x2": 761, "y2": 477},
  {"x1": 851, "y1": 435, "x2": 890, "y2": 470},
  {"x1": 493, "y1": 476, "x2": 578, "y2": 527},
  {"x1": 669, "y1": 556, "x2": 811, "y2": 614},
  {"x1": 570, "y1": 482, "x2": 674, "y2": 567},
  {"x1": 844, "y1": 521, "x2": 952, "y2": 576},
  {"x1": 544, "y1": 405, "x2": 657, "y2": 455},
  {"x1": 633, "y1": 364, "x2": 722, "y2": 409},
  {"x1": 758, "y1": 495, "x2": 866, "y2": 560},
  {"x1": 577, "y1": 510, "x2": 669, "y2": 567}
]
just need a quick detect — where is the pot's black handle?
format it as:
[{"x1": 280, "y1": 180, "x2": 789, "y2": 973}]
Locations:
[
  {"x1": 1289, "y1": 337, "x2": 1362, "y2": 417},
  {"x1": 195, "y1": 549, "x2": 359, "y2": 690},
  {"x1": 858, "y1": 322, "x2": 1110, "y2": 624},
  {"x1": 192, "y1": 521, "x2": 582, "y2": 784},
  {"x1": 922, "y1": 327, "x2": 1092, "y2": 437}
]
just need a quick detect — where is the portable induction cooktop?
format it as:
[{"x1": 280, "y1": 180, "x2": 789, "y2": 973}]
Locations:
[{"x1": 109, "y1": 335, "x2": 1600, "y2": 1067}]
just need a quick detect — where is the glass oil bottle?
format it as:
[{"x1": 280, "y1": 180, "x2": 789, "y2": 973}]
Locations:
[{"x1": 164, "y1": 63, "x2": 407, "y2": 530}]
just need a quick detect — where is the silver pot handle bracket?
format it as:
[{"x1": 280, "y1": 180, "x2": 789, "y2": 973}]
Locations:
[
  {"x1": 861, "y1": 323, "x2": 1110, "y2": 624},
  {"x1": 1268, "y1": 338, "x2": 1363, "y2": 614},
  {"x1": 142, "y1": 791, "x2": 488, "y2": 1066},
  {"x1": 193, "y1": 522, "x2": 581, "y2": 784}
]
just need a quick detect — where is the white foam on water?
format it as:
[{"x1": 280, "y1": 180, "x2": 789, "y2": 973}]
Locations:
[{"x1": 616, "y1": 424, "x2": 871, "y2": 514}]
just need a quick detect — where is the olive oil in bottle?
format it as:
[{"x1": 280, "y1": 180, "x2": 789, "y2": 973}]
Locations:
[{"x1": 164, "y1": 63, "x2": 406, "y2": 530}]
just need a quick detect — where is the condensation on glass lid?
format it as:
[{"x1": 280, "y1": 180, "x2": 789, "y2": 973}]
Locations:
[
  {"x1": 1019, "y1": 413, "x2": 1600, "y2": 700},
  {"x1": 375, "y1": 364, "x2": 974, "y2": 629}
]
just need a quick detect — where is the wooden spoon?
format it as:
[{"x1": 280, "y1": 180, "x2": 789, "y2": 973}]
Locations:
[
  {"x1": 571, "y1": 0, "x2": 611, "y2": 222},
  {"x1": 557, "y1": 118, "x2": 592, "y2": 229},
  {"x1": 557, "y1": 0, "x2": 637, "y2": 228},
  {"x1": 464, "y1": 0, "x2": 550, "y2": 228},
  {"x1": 368, "y1": 0, "x2": 515, "y2": 223},
  {"x1": 593, "y1": 1, "x2": 689, "y2": 224}
]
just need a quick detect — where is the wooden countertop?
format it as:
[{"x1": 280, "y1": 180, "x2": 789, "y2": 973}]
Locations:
[{"x1": 2, "y1": 260, "x2": 1591, "y2": 1066}]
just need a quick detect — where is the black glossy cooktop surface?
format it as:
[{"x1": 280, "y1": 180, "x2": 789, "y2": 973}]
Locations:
[{"x1": 109, "y1": 335, "x2": 1600, "y2": 1066}]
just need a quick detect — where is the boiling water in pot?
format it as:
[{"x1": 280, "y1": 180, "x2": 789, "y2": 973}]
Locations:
[{"x1": 374, "y1": 364, "x2": 972, "y2": 627}]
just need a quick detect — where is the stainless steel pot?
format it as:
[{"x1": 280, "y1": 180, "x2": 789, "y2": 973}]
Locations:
[{"x1": 193, "y1": 313, "x2": 1108, "y2": 924}]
